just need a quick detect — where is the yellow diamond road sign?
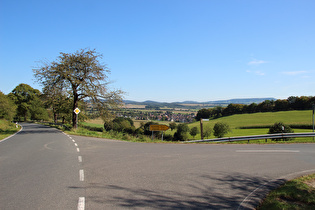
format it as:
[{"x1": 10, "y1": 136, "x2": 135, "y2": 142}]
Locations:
[{"x1": 74, "y1": 108, "x2": 80, "y2": 115}]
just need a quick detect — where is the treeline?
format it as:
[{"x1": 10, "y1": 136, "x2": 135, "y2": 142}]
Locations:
[
  {"x1": 0, "y1": 83, "x2": 81, "y2": 124},
  {"x1": 196, "y1": 96, "x2": 315, "y2": 120}
]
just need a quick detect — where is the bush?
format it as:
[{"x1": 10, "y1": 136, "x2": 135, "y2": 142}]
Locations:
[
  {"x1": 104, "y1": 117, "x2": 136, "y2": 134},
  {"x1": 173, "y1": 123, "x2": 190, "y2": 141},
  {"x1": 169, "y1": 122, "x2": 177, "y2": 131},
  {"x1": 268, "y1": 122, "x2": 294, "y2": 141},
  {"x1": 213, "y1": 122, "x2": 230, "y2": 138},
  {"x1": 190, "y1": 126, "x2": 199, "y2": 139},
  {"x1": 142, "y1": 121, "x2": 156, "y2": 135}
]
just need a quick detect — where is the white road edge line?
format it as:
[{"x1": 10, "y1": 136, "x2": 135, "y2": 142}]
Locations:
[
  {"x1": 78, "y1": 156, "x2": 82, "y2": 162},
  {"x1": 79, "y1": 170, "x2": 84, "y2": 181},
  {"x1": 0, "y1": 124, "x2": 23, "y2": 143},
  {"x1": 78, "y1": 197, "x2": 85, "y2": 210}
]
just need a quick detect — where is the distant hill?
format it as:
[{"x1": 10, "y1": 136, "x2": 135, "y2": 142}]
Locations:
[
  {"x1": 205, "y1": 98, "x2": 276, "y2": 105},
  {"x1": 124, "y1": 98, "x2": 276, "y2": 105}
]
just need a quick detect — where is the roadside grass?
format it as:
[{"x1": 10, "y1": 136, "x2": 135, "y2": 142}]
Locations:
[
  {"x1": 65, "y1": 127, "x2": 166, "y2": 143},
  {"x1": 257, "y1": 173, "x2": 315, "y2": 210},
  {"x1": 0, "y1": 119, "x2": 20, "y2": 140}
]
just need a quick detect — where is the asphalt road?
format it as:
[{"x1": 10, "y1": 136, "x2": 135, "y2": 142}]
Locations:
[
  {"x1": 1, "y1": 123, "x2": 315, "y2": 209},
  {"x1": 0, "y1": 123, "x2": 84, "y2": 210}
]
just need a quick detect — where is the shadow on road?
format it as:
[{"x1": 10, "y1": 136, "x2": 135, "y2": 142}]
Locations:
[
  {"x1": 17, "y1": 123, "x2": 62, "y2": 135},
  {"x1": 80, "y1": 172, "x2": 276, "y2": 209}
]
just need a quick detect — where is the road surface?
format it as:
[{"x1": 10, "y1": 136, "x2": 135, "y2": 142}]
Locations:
[
  {"x1": 0, "y1": 123, "x2": 84, "y2": 209},
  {"x1": 1, "y1": 123, "x2": 315, "y2": 209}
]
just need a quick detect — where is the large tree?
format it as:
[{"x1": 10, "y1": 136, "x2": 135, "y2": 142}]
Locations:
[
  {"x1": 8, "y1": 84, "x2": 46, "y2": 121},
  {"x1": 33, "y1": 49, "x2": 124, "y2": 128}
]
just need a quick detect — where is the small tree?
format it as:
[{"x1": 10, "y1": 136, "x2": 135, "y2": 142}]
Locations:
[
  {"x1": 174, "y1": 123, "x2": 190, "y2": 141},
  {"x1": 213, "y1": 122, "x2": 230, "y2": 138},
  {"x1": 268, "y1": 122, "x2": 294, "y2": 141},
  {"x1": 190, "y1": 126, "x2": 199, "y2": 139},
  {"x1": 203, "y1": 126, "x2": 212, "y2": 139}
]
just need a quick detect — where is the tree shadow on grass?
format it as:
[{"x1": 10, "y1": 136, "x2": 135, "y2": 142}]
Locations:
[{"x1": 84, "y1": 172, "x2": 278, "y2": 209}]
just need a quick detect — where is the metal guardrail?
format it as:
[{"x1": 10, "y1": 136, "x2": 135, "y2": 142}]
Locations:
[{"x1": 186, "y1": 132, "x2": 315, "y2": 143}]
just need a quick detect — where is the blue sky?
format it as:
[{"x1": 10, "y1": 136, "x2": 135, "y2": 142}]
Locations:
[{"x1": 1, "y1": 0, "x2": 314, "y2": 102}]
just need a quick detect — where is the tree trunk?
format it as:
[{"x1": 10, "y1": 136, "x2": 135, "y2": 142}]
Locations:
[
  {"x1": 54, "y1": 113, "x2": 58, "y2": 123},
  {"x1": 53, "y1": 107, "x2": 57, "y2": 123}
]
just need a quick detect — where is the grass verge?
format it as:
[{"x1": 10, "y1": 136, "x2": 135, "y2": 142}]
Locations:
[
  {"x1": 257, "y1": 173, "x2": 315, "y2": 209},
  {"x1": 65, "y1": 127, "x2": 168, "y2": 143},
  {"x1": 0, "y1": 120, "x2": 20, "y2": 140}
]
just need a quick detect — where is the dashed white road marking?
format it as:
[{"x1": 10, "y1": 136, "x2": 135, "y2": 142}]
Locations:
[
  {"x1": 78, "y1": 197, "x2": 85, "y2": 210},
  {"x1": 79, "y1": 170, "x2": 84, "y2": 181},
  {"x1": 63, "y1": 132, "x2": 85, "y2": 209},
  {"x1": 236, "y1": 150, "x2": 300, "y2": 153}
]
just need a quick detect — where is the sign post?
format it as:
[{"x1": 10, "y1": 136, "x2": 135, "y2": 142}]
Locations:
[
  {"x1": 74, "y1": 108, "x2": 80, "y2": 128},
  {"x1": 149, "y1": 125, "x2": 170, "y2": 141}
]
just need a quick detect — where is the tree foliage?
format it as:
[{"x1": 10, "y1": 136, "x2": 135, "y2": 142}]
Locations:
[
  {"x1": 213, "y1": 122, "x2": 230, "y2": 138},
  {"x1": 8, "y1": 84, "x2": 47, "y2": 121},
  {"x1": 0, "y1": 91, "x2": 16, "y2": 121},
  {"x1": 189, "y1": 126, "x2": 199, "y2": 139},
  {"x1": 203, "y1": 126, "x2": 212, "y2": 139},
  {"x1": 169, "y1": 122, "x2": 177, "y2": 131},
  {"x1": 104, "y1": 117, "x2": 136, "y2": 134},
  {"x1": 34, "y1": 49, "x2": 124, "y2": 128},
  {"x1": 196, "y1": 96, "x2": 315, "y2": 121},
  {"x1": 174, "y1": 123, "x2": 190, "y2": 141},
  {"x1": 268, "y1": 122, "x2": 294, "y2": 141}
]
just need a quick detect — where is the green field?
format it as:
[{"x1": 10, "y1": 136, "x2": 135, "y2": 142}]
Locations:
[
  {"x1": 84, "y1": 110, "x2": 314, "y2": 142},
  {"x1": 179, "y1": 110, "x2": 313, "y2": 140}
]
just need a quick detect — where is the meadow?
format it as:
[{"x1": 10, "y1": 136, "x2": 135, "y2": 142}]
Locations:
[
  {"x1": 84, "y1": 110, "x2": 314, "y2": 142},
  {"x1": 184, "y1": 110, "x2": 314, "y2": 140}
]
